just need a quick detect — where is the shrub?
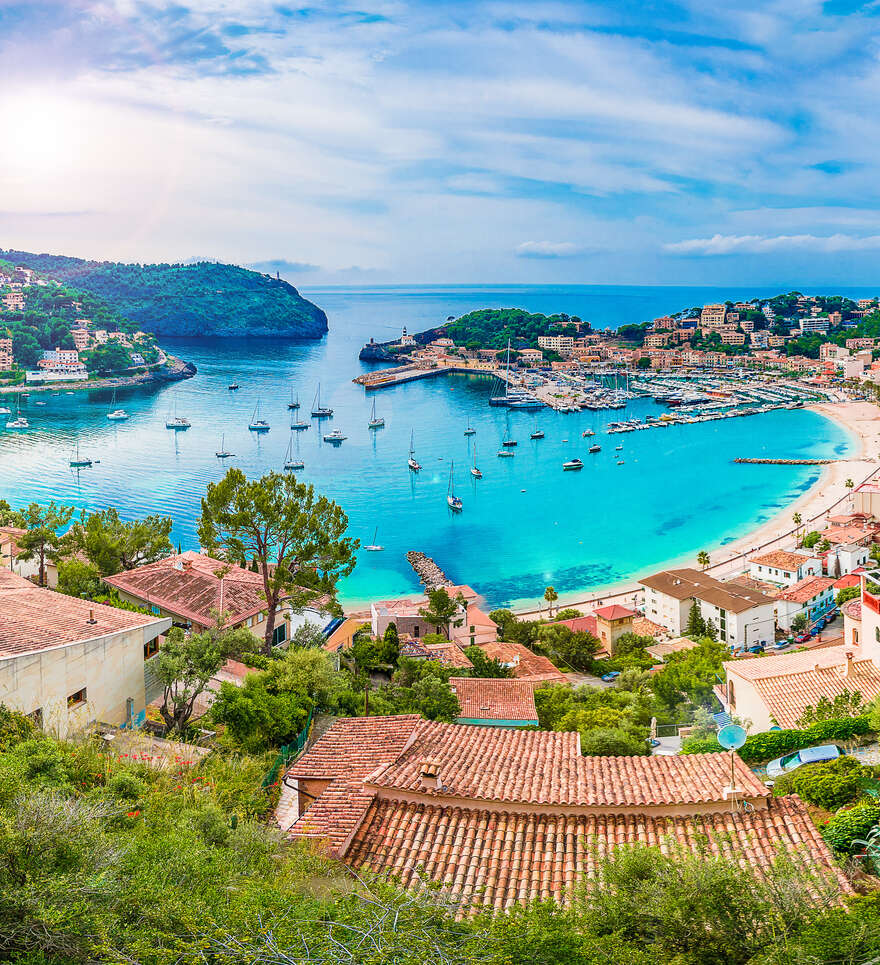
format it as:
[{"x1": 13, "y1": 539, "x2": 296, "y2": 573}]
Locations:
[
  {"x1": 771, "y1": 756, "x2": 870, "y2": 811},
  {"x1": 580, "y1": 727, "x2": 649, "y2": 756},
  {"x1": 106, "y1": 771, "x2": 146, "y2": 801},
  {"x1": 822, "y1": 802, "x2": 880, "y2": 853},
  {"x1": 737, "y1": 716, "x2": 871, "y2": 764},
  {"x1": 680, "y1": 736, "x2": 724, "y2": 755},
  {"x1": 0, "y1": 704, "x2": 37, "y2": 751}
]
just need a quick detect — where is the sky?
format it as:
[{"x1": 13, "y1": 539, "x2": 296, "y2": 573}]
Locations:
[{"x1": 2, "y1": 0, "x2": 880, "y2": 286}]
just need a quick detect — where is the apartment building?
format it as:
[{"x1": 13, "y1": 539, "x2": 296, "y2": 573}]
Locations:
[
  {"x1": 537, "y1": 334, "x2": 575, "y2": 354},
  {"x1": 0, "y1": 337, "x2": 12, "y2": 369},
  {"x1": 700, "y1": 304, "x2": 727, "y2": 330}
]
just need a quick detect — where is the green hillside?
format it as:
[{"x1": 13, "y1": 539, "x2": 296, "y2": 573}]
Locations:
[{"x1": 0, "y1": 251, "x2": 328, "y2": 338}]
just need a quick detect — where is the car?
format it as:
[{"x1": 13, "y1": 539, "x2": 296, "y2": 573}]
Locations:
[
  {"x1": 747, "y1": 644, "x2": 764, "y2": 654},
  {"x1": 773, "y1": 638, "x2": 792, "y2": 651},
  {"x1": 795, "y1": 632, "x2": 810, "y2": 644},
  {"x1": 817, "y1": 618, "x2": 827, "y2": 631},
  {"x1": 601, "y1": 671, "x2": 620, "y2": 682},
  {"x1": 766, "y1": 744, "x2": 845, "y2": 780}
]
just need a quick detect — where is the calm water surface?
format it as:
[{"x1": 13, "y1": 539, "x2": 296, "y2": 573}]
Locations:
[{"x1": 0, "y1": 285, "x2": 862, "y2": 607}]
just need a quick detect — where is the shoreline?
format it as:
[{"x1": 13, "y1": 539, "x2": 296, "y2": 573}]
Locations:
[
  {"x1": 0, "y1": 355, "x2": 196, "y2": 396},
  {"x1": 341, "y1": 401, "x2": 879, "y2": 619}
]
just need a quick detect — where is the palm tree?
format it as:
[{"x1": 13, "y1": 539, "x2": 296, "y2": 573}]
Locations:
[
  {"x1": 792, "y1": 511, "x2": 802, "y2": 544},
  {"x1": 696, "y1": 550, "x2": 710, "y2": 571},
  {"x1": 846, "y1": 478, "x2": 854, "y2": 490},
  {"x1": 544, "y1": 585, "x2": 558, "y2": 618}
]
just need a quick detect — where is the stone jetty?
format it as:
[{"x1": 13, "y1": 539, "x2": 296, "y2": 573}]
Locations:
[
  {"x1": 406, "y1": 551, "x2": 448, "y2": 589},
  {"x1": 733, "y1": 458, "x2": 837, "y2": 465}
]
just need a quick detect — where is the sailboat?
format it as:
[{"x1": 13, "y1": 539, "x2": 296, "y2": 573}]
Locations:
[
  {"x1": 446, "y1": 463, "x2": 463, "y2": 512},
  {"x1": 502, "y1": 410, "x2": 517, "y2": 447},
  {"x1": 283, "y1": 432, "x2": 304, "y2": 470},
  {"x1": 6, "y1": 397, "x2": 28, "y2": 429},
  {"x1": 530, "y1": 416, "x2": 544, "y2": 440},
  {"x1": 165, "y1": 396, "x2": 191, "y2": 430},
  {"x1": 215, "y1": 434, "x2": 234, "y2": 458},
  {"x1": 248, "y1": 398, "x2": 270, "y2": 432},
  {"x1": 287, "y1": 387, "x2": 300, "y2": 410},
  {"x1": 364, "y1": 526, "x2": 384, "y2": 552},
  {"x1": 464, "y1": 421, "x2": 476, "y2": 436},
  {"x1": 69, "y1": 440, "x2": 93, "y2": 468},
  {"x1": 106, "y1": 388, "x2": 128, "y2": 421},
  {"x1": 408, "y1": 429, "x2": 421, "y2": 471},
  {"x1": 471, "y1": 444, "x2": 482, "y2": 478},
  {"x1": 368, "y1": 397, "x2": 385, "y2": 429},
  {"x1": 311, "y1": 384, "x2": 333, "y2": 418}
]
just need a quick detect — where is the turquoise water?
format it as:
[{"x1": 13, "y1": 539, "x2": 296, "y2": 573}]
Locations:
[{"x1": 0, "y1": 285, "x2": 860, "y2": 608}]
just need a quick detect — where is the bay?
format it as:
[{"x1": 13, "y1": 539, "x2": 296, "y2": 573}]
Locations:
[{"x1": 0, "y1": 284, "x2": 864, "y2": 608}]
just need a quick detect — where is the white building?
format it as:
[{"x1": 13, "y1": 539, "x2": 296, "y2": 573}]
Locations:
[
  {"x1": 638, "y1": 568, "x2": 776, "y2": 649},
  {"x1": 773, "y1": 576, "x2": 836, "y2": 632},
  {"x1": 537, "y1": 334, "x2": 575, "y2": 354},
  {"x1": 0, "y1": 570, "x2": 170, "y2": 737},
  {"x1": 748, "y1": 549, "x2": 822, "y2": 587},
  {"x1": 826, "y1": 543, "x2": 869, "y2": 578}
]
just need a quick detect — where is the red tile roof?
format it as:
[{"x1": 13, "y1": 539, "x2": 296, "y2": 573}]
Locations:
[
  {"x1": 346, "y1": 795, "x2": 849, "y2": 913},
  {"x1": 592, "y1": 604, "x2": 636, "y2": 621},
  {"x1": 103, "y1": 551, "x2": 276, "y2": 627},
  {"x1": 750, "y1": 550, "x2": 812, "y2": 571},
  {"x1": 0, "y1": 569, "x2": 167, "y2": 657},
  {"x1": 479, "y1": 641, "x2": 568, "y2": 686},
  {"x1": 424, "y1": 642, "x2": 474, "y2": 669},
  {"x1": 448, "y1": 677, "x2": 538, "y2": 722},
  {"x1": 843, "y1": 599, "x2": 862, "y2": 620},
  {"x1": 834, "y1": 573, "x2": 861, "y2": 589},
  {"x1": 552, "y1": 615, "x2": 597, "y2": 636},
  {"x1": 774, "y1": 576, "x2": 835, "y2": 605}
]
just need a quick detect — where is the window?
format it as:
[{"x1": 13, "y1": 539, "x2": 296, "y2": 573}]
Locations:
[
  {"x1": 144, "y1": 637, "x2": 159, "y2": 659},
  {"x1": 413, "y1": 625, "x2": 420, "y2": 638},
  {"x1": 272, "y1": 623, "x2": 287, "y2": 646},
  {"x1": 67, "y1": 688, "x2": 87, "y2": 709}
]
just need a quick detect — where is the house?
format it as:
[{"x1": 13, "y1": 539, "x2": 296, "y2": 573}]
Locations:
[
  {"x1": 773, "y1": 576, "x2": 836, "y2": 632},
  {"x1": 748, "y1": 549, "x2": 821, "y2": 587},
  {"x1": 423, "y1": 641, "x2": 474, "y2": 669},
  {"x1": 843, "y1": 598, "x2": 861, "y2": 650},
  {"x1": 645, "y1": 636, "x2": 698, "y2": 662},
  {"x1": 592, "y1": 604, "x2": 636, "y2": 653},
  {"x1": 370, "y1": 585, "x2": 497, "y2": 648},
  {"x1": 283, "y1": 715, "x2": 849, "y2": 913},
  {"x1": 826, "y1": 543, "x2": 869, "y2": 578},
  {"x1": 0, "y1": 337, "x2": 12, "y2": 368},
  {"x1": 639, "y1": 568, "x2": 776, "y2": 649},
  {"x1": 0, "y1": 569, "x2": 170, "y2": 737},
  {"x1": 103, "y1": 550, "x2": 327, "y2": 647},
  {"x1": 448, "y1": 677, "x2": 539, "y2": 727},
  {"x1": 479, "y1": 641, "x2": 568, "y2": 687}
]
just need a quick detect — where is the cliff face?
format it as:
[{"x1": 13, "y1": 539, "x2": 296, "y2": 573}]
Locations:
[{"x1": 1, "y1": 251, "x2": 328, "y2": 339}]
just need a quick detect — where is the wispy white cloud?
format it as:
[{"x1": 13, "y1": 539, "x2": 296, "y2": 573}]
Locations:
[
  {"x1": 665, "y1": 233, "x2": 880, "y2": 255},
  {"x1": 516, "y1": 240, "x2": 583, "y2": 258}
]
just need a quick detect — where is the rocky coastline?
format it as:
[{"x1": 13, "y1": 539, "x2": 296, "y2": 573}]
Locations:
[{"x1": 0, "y1": 355, "x2": 197, "y2": 395}]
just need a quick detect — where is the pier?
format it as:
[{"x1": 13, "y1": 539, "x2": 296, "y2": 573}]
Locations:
[
  {"x1": 406, "y1": 551, "x2": 449, "y2": 589},
  {"x1": 733, "y1": 458, "x2": 837, "y2": 465}
]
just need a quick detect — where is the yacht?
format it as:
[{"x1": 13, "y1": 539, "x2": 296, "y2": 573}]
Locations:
[
  {"x1": 408, "y1": 429, "x2": 421, "y2": 472},
  {"x1": 364, "y1": 526, "x2": 384, "y2": 552},
  {"x1": 69, "y1": 442, "x2": 93, "y2": 468},
  {"x1": 464, "y1": 422, "x2": 476, "y2": 436},
  {"x1": 368, "y1": 397, "x2": 385, "y2": 429},
  {"x1": 323, "y1": 428, "x2": 347, "y2": 443},
  {"x1": 563, "y1": 458, "x2": 583, "y2": 471},
  {"x1": 283, "y1": 433, "x2": 304, "y2": 470},
  {"x1": 588, "y1": 444, "x2": 601, "y2": 453},
  {"x1": 0, "y1": 406, "x2": 9, "y2": 415},
  {"x1": 471, "y1": 445, "x2": 482, "y2": 478},
  {"x1": 215, "y1": 434, "x2": 234, "y2": 458},
  {"x1": 311, "y1": 384, "x2": 333, "y2": 418},
  {"x1": 106, "y1": 390, "x2": 128, "y2": 421},
  {"x1": 446, "y1": 463, "x2": 463, "y2": 512},
  {"x1": 287, "y1": 387, "x2": 300, "y2": 410},
  {"x1": 165, "y1": 396, "x2": 190, "y2": 430},
  {"x1": 497, "y1": 448, "x2": 514, "y2": 458},
  {"x1": 501, "y1": 410, "x2": 516, "y2": 447},
  {"x1": 248, "y1": 399, "x2": 270, "y2": 432},
  {"x1": 530, "y1": 417, "x2": 544, "y2": 440},
  {"x1": 228, "y1": 382, "x2": 240, "y2": 390}
]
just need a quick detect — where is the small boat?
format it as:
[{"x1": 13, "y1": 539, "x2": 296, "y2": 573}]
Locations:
[
  {"x1": 248, "y1": 399, "x2": 270, "y2": 432},
  {"x1": 563, "y1": 458, "x2": 583, "y2": 470},
  {"x1": 364, "y1": 526, "x2": 384, "y2": 552},
  {"x1": 464, "y1": 422, "x2": 476, "y2": 436},
  {"x1": 589, "y1": 444, "x2": 601, "y2": 453},
  {"x1": 447, "y1": 463, "x2": 463, "y2": 512},
  {"x1": 497, "y1": 449, "x2": 514, "y2": 458},
  {"x1": 501, "y1": 411, "x2": 516, "y2": 447},
  {"x1": 228, "y1": 382, "x2": 239, "y2": 390},
  {"x1": 291, "y1": 420, "x2": 310, "y2": 431},
  {"x1": 323, "y1": 428, "x2": 347, "y2": 443},
  {"x1": 311, "y1": 384, "x2": 333, "y2": 418},
  {"x1": 408, "y1": 429, "x2": 421, "y2": 472},
  {"x1": 165, "y1": 397, "x2": 190, "y2": 430},
  {"x1": 583, "y1": 429, "x2": 595, "y2": 437},
  {"x1": 6, "y1": 397, "x2": 28, "y2": 429},
  {"x1": 617, "y1": 460, "x2": 625, "y2": 465},
  {"x1": 471, "y1": 444, "x2": 482, "y2": 478},
  {"x1": 216, "y1": 434, "x2": 234, "y2": 458},
  {"x1": 69, "y1": 442, "x2": 93, "y2": 468},
  {"x1": 530, "y1": 416, "x2": 544, "y2": 440},
  {"x1": 106, "y1": 389, "x2": 128, "y2": 421},
  {"x1": 283, "y1": 433, "x2": 304, "y2": 470},
  {"x1": 0, "y1": 406, "x2": 9, "y2": 415},
  {"x1": 368, "y1": 397, "x2": 385, "y2": 429},
  {"x1": 615, "y1": 445, "x2": 623, "y2": 451},
  {"x1": 287, "y1": 387, "x2": 300, "y2": 410}
]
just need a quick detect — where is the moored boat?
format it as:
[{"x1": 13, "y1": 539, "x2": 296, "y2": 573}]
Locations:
[{"x1": 563, "y1": 458, "x2": 583, "y2": 470}]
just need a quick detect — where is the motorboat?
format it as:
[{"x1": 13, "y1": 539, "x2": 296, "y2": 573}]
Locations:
[
  {"x1": 323, "y1": 428, "x2": 346, "y2": 443},
  {"x1": 563, "y1": 458, "x2": 583, "y2": 470}
]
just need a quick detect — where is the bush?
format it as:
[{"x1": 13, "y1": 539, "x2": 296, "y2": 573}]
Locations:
[
  {"x1": 822, "y1": 802, "x2": 880, "y2": 853},
  {"x1": 771, "y1": 756, "x2": 870, "y2": 811},
  {"x1": 0, "y1": 704, "x2": 37, "y2": 751},
  {"x1": 680, "y1": 736, "x2": 724, "y2": 755},
  {"x1": 106, "y1": 772, "x2": 145, "y2": 801},
  {"x1": 580, "y1": 727, "x2": 649, "y2": 756},
  {"x1": 737, "y1": 716, "x2": 871, "y2": 764}
]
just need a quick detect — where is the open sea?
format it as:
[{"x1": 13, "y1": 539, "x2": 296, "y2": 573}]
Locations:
[{"x1": 0, "y1": 284, "x2": 868, "y2": 608}]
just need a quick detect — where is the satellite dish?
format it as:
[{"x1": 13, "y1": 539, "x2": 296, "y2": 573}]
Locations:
[{"x1": 717, "y1": 723, "x2": 747, "y2": 750}]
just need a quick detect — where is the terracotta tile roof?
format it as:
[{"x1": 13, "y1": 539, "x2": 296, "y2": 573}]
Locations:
[
  {"x1": 288, "y1": 715, "x2": 421, "y2": 780},
  {"x1": 399, "y1": 639, "x2": 431, "y2": 658},
  {"x1": 749, "y1": 550, "x2": 812, "y2": 571},
  {"x1": 725, "y1": 645, "x2": 853, "y2": 681},
  {"x1": 843, "y1": 599, "x2": 862, "y2": 620},
  {"x1": 448, "y1": 677, "x2": 538, "y2": 723},
  {"x1": 727, "y1": 575, "x2": 778, "y2": 594},
  {"x1": 646, "y1": 636, "x2": 698, "y2": 660},
  {"x1": 552, "y1": 615, "x2": 597, "y2": 636},
  {"x1": 479, "y1": 642, "x2": 568, "y2": 686},
  {"x1": 774, "y1": 576, "x2": 835, "y2": 604},
  {"x1": 0, "y1": 569, "x2": 167, "y2": 658},
  {"x1": 345, "y1": 796, "x2": 850, "y2": 913},
  {"x1": 592, "y1": 604, "x2": 636, "y2": 621},
  {"x1": 632, "y1": 616, "x2": 666, "y2": 638},
  {"x1": 103, "y1": 551, "x2": 276, "y2": 627},
  {"x1": 424, "y1": 642, "x2": 474, "y2": 669},
  {"x1": 834, "y1": 573, "x2": 862, "y2": 590},
  {"x1": 639, "y1": 568, "x2": 774, "y2": 613}
]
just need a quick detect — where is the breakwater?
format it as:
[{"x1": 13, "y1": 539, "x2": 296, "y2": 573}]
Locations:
[
  {"x1": 733, "y1": 458, "x2": 837, "y2": 465},
  {"x1": 406, "y1": 551, "x2": 449, "y2": 589}
]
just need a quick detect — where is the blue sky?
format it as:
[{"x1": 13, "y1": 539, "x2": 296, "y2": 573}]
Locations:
[{"x1": 2, "y1": 0, "x2": 880, "y2": 285}]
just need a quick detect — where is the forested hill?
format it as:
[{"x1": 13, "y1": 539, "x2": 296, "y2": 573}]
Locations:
[{"x1": 0, "y1": 251, "x2": 328, "y2": 338}]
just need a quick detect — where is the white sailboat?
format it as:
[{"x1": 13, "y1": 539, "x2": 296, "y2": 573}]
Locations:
[
  {"x1": 287, "y1": 387, "x2": 300, "y2": 410},
  {"x1": 464, "y1": 421, "x2": 476, "y2": 436},
  {"x1": 165, "y1": 396, "x2": 190, "y2": 430},
  {"x1": 446, "y1": 463, "x2": 463, "y2": 512},
  {"x1": 368, "y1": 397, "x2": 385, "y2": 429},
  {"x1": 408, "y1": 429, "x2": 421, "y2": 471},
  {"x1": 471, "y1": 444, "x2": 482, "y2": 478},
  {"x1": 364, "y1": 526, "x2": 384, "y2": 552},
  {"x1": 530, "y1": 416, "x2": 544, "y2": 440},
  {"x1": 69, "y1": 440, "x2": 93, "y2": 468},
  {"x1": 216, "y1": 434, "x2": 234, "y2": 458},
  {"x1": 6, "y1": 396, "x2": 28, "y2": 429},
  {"x1": 248, "y1": 398, "x2": 270, "y2": 432},
  {"x1": 284, "y1": 432, "x2": 304, "y2": 470},
  {"x1": 311, "y1": 384, "x2": 333, "y2": 418},
  {"x1": 106, "y1": 389, "x2": 128, "y2": 421}
]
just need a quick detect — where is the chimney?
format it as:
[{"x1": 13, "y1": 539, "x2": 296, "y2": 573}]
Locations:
[
  {"x1": 842, "y1": 650, "x2": 855, "y2": 677},
  {"x1": 419, "y1": 758, "x2": 442, "y2": 791},
  {"x1": 86, "y1": 608, "x2": 97, "y2": 625}
]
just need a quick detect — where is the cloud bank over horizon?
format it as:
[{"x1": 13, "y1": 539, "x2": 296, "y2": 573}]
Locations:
[{"x1": 2, "y1": 0, "x2": 880, "y2": 285}]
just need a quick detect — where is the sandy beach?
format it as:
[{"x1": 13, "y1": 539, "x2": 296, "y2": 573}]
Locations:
[{"x1": 512, "y1": 400, "x2": 880, "y2": 617}]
